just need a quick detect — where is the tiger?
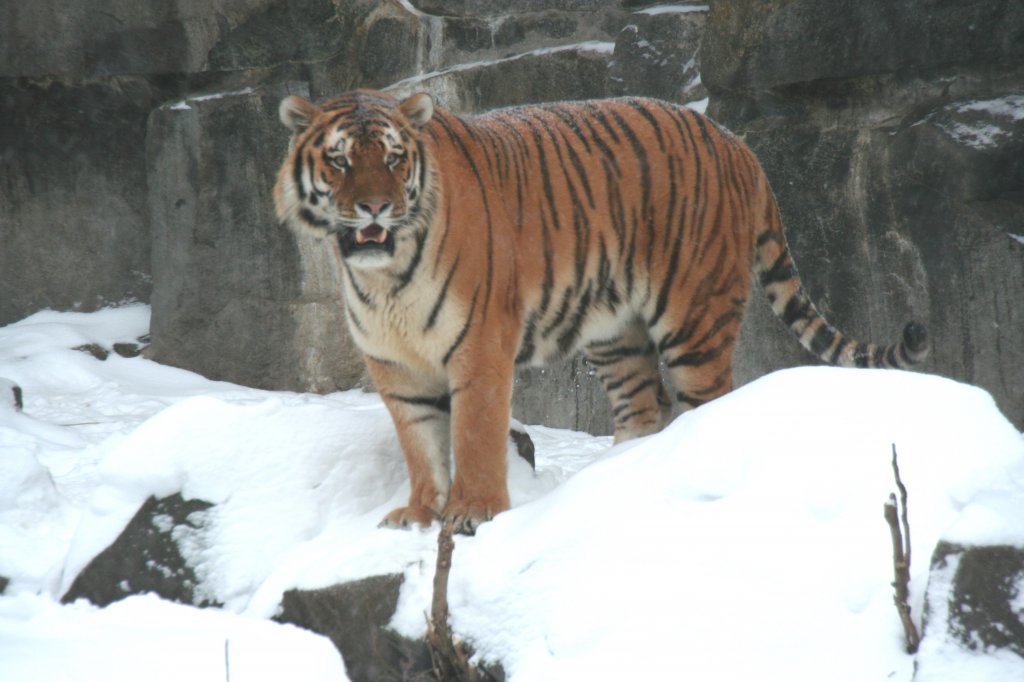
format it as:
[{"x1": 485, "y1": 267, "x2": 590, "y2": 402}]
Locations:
[{"x1": 273, "y1": 89, "x2": 929, "y2": 534}]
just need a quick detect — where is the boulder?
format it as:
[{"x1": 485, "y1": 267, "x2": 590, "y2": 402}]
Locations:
[
  {"x1": 62, "y1": 494, "x2": 214, "y2": 607},
  {"x1": 278, "y1": 576, "x2": 436, "y2": 682},
  {"x1": 609, "y1": 5, "x2": 706, "y2": 102},
  {"x1": 916, "y1": 542, "x2": 1024, "y2": 679}
]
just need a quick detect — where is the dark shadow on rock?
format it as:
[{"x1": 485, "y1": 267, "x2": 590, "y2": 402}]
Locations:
[
  {"x1": 277, "y1": 574, "x2": 436, "y2": 682},
  {"x1": 61, "y1": 493, "x2": 215, "y2": 608}
]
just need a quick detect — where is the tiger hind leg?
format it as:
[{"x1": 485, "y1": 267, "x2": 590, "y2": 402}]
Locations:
[
  {"x1": 585, "y1": 321, "x2": 672, "y2": 444},
  {"x1": 652, "y1": 303, "x2": 745, "y2": 413}
]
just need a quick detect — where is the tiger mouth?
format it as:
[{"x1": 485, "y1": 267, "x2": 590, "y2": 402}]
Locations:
[{"x1": 337, "y1": 223, "x2": 395, "y2": 258}]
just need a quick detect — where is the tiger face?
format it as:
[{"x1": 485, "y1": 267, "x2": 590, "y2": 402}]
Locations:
[{"x1": 274, "y1": 91, "x2": 434, "y2": 268}]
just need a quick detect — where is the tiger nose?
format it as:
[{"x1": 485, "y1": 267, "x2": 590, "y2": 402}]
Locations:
[{"x1": 357, "y1": 199, "x2": 391, "y2": 217}]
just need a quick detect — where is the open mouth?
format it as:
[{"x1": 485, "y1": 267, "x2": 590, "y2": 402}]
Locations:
[{"x1": 337, "y1": 223, "x2": 395, "y2": 259}]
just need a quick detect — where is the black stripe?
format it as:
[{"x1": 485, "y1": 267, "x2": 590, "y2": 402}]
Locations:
[
  {"x1": 443, "y1": 286, "x2": 480, "y2": 365},
  {"x1": 387, "y1": 393, "x2": 451, "y2": 413},
  {"x1": 603, "y1": 369, "x2": 640, "y2": 392},
  {"x1": 515, "y1": 311, "x2": 540, "y2": 364},
  {"x1": 299, "y1": 208, "x2": 329, "y2": 228},
  {"x1": 625, "y1": 99, "x2": 665, "y2": 153},
  {"x1": 344, "y1": 266, "x2": 373, "y2": 307},
  {"x1": 665, "y1": 337, "x2": 731, "y2": 368},
  {"x1": 614, "y1": 407, "x2": 655, "y2": 423},
  {"x1": 578, "y1": 115, "x2": 620, "y2": 177},
  {"x1": 546, "y1": 103, "x2": 593, "y2": 155},
  {"x1": 541, "y1": 286, "x2": 575, "y2": 339},
  {"x1": 556, "y1": 283, "x2": 593, "y2": 355},
  {"x1": 435, "y1": 113, "x2": 495, "y2": 319},
  {"x1": 586, "y1": 341, "x2": 655, "y2": 367},
  {"x1": 519, "y1": 115, "x2": 562, "y2": 231},
  {"x1": 392, "y1": 228, "x2": 427, "y2": 294},
  {"x1": 292, "y1": 146, "x2": 307, "y2": 200},
  {"x1": 675, "y1": 392, "x2": 708, "y2": 408},
  {"x1": 756, "y1": 230, "x2": 783, "y2": 248},
  {"x1": 760, "y1": 250, "x2": 798, "y2": 286},
  {"x1": 619, "y1": 377, "x2": 658, "y2": 401},
  {"x1": 424, "y1": 256, "x2": 459, "y2": 331},
  {"x1": 809, "y1": 324, "x2": 837, "y2": 358},
  {"x1": 782, "y1": 295, "x2": 812, "y2": 328}
]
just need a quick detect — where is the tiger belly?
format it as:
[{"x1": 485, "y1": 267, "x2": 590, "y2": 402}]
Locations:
[{"x1": 516, "y1": 301, "x2": 634, "y2": 368}]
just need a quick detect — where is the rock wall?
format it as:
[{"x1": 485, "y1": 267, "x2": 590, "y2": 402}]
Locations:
[{"x1": 2, "y1": 1, "x2": 1021, "y2": 426}]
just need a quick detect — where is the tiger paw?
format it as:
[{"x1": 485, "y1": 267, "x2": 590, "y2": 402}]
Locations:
[
  {"x1": 443, "y1": 497, "x2": 509, "y2": 536},
  {"x1": 378, "y1": 505, "x2": 438, "y2": 530}
]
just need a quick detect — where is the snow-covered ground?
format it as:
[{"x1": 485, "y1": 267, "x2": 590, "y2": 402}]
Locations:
[{"x1": 1, "y1": 305, "x2": 1022, "y2": 681}]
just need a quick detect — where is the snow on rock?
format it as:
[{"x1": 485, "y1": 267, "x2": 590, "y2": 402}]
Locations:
[{"x1": 930, "y1": 94, "x2": 1024, "y2": 149}]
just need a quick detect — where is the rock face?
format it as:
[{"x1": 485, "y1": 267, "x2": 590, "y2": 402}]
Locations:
[{"x1": 3, "y1": 0, "x2": 1021, "y2": 428}]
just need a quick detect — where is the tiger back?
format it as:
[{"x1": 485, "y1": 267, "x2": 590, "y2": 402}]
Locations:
[{"x1": 274, "y1": 90, "x2": 928, "y2": 534}]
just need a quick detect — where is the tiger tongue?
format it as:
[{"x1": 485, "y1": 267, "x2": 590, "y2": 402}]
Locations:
[{"x1": 356, "y1": 224, "x2": 387, "y2": 244}]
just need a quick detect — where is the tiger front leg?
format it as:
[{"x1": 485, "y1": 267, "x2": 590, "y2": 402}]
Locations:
[
  {"x1": 366, "y1": 357, "x2": 452, "y2": 530},
  {"x1": 444, "y1": 348, "x2": 515, "y2": 535}
]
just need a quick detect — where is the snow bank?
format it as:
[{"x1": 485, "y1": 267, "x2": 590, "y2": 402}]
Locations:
[
  {"x1": 0, "y1": 593, "x2": 346, "y2": 682},
  {"x1": 1, "y1": 306, "x2": 1022, "y2": 681}
]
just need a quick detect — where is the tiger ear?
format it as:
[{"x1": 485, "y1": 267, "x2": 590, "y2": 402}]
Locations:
[
  {"x1": 399, "y1": 93, "x2": 434, "y2": 129},
  {"x1": 279, "y1": 96, "x2": 320, "y2": 133}
]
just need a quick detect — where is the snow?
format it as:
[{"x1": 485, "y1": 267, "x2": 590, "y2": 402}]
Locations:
[
  {"x1": 930, "y1": 94, "x2": 1024, "y2": 149},
  {"x1": 635, "y1": 4, "x2": 709, "y2": 15},
  {"x1": 1, "y1": 305, "x2": 1023, "y2": 681},
  {"x1": 167, "y1": 87, "x2": 256, "y2": 112},
  {"x1": 388, "y1": 41, "x2": 616, "y2": 93}
]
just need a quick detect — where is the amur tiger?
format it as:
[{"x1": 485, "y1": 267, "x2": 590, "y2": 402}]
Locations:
[{"x1": 274, "y1": 89, "x2": 928, "y2": 534}]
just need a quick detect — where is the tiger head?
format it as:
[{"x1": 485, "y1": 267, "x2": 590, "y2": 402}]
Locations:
[{"x1": 274, "y1": 90, "x2": 435, "y2": 268}]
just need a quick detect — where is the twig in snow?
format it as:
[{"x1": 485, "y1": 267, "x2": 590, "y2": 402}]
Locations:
[
  {"x1": 426, "y1": 520, "x2": 499, "y2": 682},
  {"x1": 884, "y1": 444, "x2": 921, "y2": 654}
]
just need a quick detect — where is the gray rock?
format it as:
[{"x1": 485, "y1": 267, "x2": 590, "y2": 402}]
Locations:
[
  {"x1": 916, "y1": 542, "x2": 1024, "y2": 678},
  {"x1": 278, "y1": 575, "x2": 436, "y2": 682},
  {"x1": 0, "y1": 77, "x2": 159, "y2": 325},
  {"x1": 702, "y1": 0, "x2": 1024, "y2": 92},
  {"x1": 62, "y1": 494, "x2": 214, "y2": 607},
  {"x1": 146, "y1": 82, "x2": 367, "y2": 393},
  {"x1": 0, "y1": 0, "x2": 349, "y2": 79},
  {"x1": 609, "y1": 5, "x2": 706, "y2": 102},
  {"x1": 0, "y1": 379, "x2": 23, "y2": 412}
]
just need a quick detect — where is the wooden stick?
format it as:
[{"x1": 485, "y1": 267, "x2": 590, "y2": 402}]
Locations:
[
  {"x1": 885, "y1": 445, "x2": 921, "y2": 654},
  {"x1": 427, "y1": 520, "x2": 484, "y2": 681}
]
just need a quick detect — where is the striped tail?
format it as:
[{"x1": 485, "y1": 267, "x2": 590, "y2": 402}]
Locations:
[{"x1": 755, "y1": 192, "x2": 929, "y2": 369}]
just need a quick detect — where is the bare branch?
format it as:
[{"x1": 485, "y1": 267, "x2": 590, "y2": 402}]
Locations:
[
  {"x1": 885, "y1": 445, "x2": 921, "y2": 654},
  {"x1": 426, "y1": 520, "x2": 500, "y2": 681}
]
